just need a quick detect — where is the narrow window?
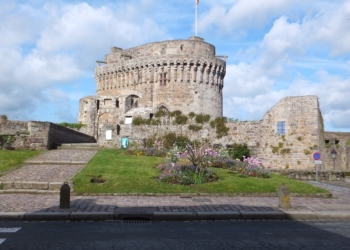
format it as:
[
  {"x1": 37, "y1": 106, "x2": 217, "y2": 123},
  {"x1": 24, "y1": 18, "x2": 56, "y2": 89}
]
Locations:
[
  {"x1": 97, "y1": 100, "x2": 100, "y2": 110},
  {"x1": 116, "y1": 99, "x2": 119, "y2": 108},
  {"x1": 150, "y1": 113, "x2": 154, "y2": 119},
  {"x1": 277, "y1": 121, "x2": 285, "y2": 135},
  {"x1": 160, "y1": 73, "x2": 167, "y2": 86}
]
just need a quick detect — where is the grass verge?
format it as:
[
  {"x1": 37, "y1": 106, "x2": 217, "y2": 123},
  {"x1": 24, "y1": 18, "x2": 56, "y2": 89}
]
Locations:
[
  {"x1": 72, "y1": 149, "x2": 329, "y2": 194},
  {"x1": 0, "y1": 150, "x2": 41, "y2": 173}
]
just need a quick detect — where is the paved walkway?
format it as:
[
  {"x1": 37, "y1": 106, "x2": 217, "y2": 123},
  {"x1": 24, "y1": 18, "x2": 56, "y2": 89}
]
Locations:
[
  {"x1": 0, "y1": 182, "x2": 349, "y2": 213},
  {"x1": 0, "y1": 149, "x2": 350, "y2": 221},
  {"x1": 0, "y1": 149, "x2": 97, "y2": 189}
]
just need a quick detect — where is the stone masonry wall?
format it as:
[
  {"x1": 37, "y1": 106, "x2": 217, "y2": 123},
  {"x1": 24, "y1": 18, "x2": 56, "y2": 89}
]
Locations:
[
  {"x1": 1, "y1": 121, "x2": 96, "y2": 150},
  {"x1": 93, "y1": 95, "x2": 324, "y2": 170}
]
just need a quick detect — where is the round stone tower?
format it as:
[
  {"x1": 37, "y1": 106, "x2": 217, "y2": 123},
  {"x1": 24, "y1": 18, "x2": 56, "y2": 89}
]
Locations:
[
  {"x1": 79, "y1": 36, "x2": 226, "y2": 142},
  {"x1": 94, "y1": 36, "x2": 226, "y2": 117}
]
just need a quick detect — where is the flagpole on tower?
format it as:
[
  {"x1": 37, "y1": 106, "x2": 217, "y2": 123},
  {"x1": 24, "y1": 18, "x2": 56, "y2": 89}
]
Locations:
[{"x1": 195, "y1": 0, "x2": 198, "y2": 36}]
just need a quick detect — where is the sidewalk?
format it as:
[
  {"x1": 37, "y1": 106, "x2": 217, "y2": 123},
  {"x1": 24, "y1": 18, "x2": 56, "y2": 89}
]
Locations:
[{"x1": 0, "y1": 149, "x2": 350, "y2": 221}]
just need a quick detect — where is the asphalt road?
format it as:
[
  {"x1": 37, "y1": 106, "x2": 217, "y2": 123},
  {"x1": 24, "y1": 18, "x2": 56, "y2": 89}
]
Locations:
[{"x1": 0, "y1": 220, "x2": 349, "y2": 249}]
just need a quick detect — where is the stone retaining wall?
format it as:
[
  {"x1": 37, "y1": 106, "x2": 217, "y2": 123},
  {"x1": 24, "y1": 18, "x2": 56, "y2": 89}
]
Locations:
[
  {"x1": 1, "y1": 121, "x2": 96, "y2": 150},
  {"x1": 277, "y1": 170, "x2": 350, "y2": 182}
]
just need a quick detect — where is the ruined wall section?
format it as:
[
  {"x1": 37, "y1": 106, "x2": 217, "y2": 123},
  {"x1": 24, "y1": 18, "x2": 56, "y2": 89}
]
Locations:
[
  {"x1": 94, "y1": 36, "x2": 225, "y2": 118},
  {"x1": 256, "y1": 96, "x2": 321, "y2": 170}
]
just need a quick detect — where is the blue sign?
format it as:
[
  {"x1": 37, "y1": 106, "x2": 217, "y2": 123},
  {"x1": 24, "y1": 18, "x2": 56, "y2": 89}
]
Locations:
[
  {"x1": 121, "y1": 137, "x2": 129, "y2": 149},
  {"x1": 313, "y1": 152, "x2": 321, "y2": 161}
]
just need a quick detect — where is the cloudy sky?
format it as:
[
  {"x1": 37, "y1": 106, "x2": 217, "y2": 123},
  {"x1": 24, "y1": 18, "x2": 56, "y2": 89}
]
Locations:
[{"x1": 1, "y1": 0, "x2": 350, "y2": 132}]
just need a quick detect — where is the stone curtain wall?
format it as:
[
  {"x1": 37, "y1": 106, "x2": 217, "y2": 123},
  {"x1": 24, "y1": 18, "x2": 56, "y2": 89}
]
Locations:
[
  {"x1": 1, "y1": 121, "x2": 96, "y2": 150},
  {"x1": 96, "y1": 95, "x2": 327, "y2": 170},
  {"x1": 0, "y1": 120, "x2": 28, "y2": 135}
]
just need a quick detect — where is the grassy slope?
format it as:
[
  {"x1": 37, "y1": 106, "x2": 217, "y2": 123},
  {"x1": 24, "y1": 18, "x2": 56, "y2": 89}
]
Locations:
[
  {"x1": 0, "y1": 150, "x2": 41, "y2": 173},
  {"x1": 72, "y1": 149, "x2": 328, "y2": 194}
]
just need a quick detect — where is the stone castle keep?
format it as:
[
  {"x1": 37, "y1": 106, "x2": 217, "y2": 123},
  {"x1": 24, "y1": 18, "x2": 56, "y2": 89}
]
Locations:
[
  {"x1": 78, "y1": 36, "x2": 226, "y2": 138},
  {"x1": 1, "y1": 36, "x2": 349, "y2": 174}
]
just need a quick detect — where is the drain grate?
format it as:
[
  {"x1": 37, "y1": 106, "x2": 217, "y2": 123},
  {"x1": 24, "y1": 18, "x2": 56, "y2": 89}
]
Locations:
[
  {"x1": 121, "y1": 216, "x2": 152, "y2": 224},
  {"x1": 122, "y1": 220, "x2": 151, "y2": 224}
]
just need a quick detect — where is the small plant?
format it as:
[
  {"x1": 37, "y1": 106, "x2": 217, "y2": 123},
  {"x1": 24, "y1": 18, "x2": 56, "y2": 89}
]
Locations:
[
  {"x1": 169, "y1": 110, "x2": 182, "y2": 117},
  {"x1": 229, "y1": 143, "x2": 251, "y2": 161},
  {"x1": 188, "y1": 112, "x2": 196, "y2": 120},
  {"x1": 285, "y1": 164, "x2": 289, "y2": 169},
  {"x1": 0, "y1": 114, "x2": 8, "y2": 121},
  {"x1": 297, "y1": 136, "x2": 303, "y2": 141},
  {"x1": 304, "y1": 149, "x2": 311, "y2": 155},
  {"x1": 280, "y1": 148, "x2": 291, "y2": 154},
  {"x1": 281, "y1": 135, "x2": 285, "y2": 141},
  {"x1": 347, "y1": 140, "x2": 350, "y2": 147},
  {"x1": 272, "y1": 147, "x2": 279, "y2": 154},
  {"x1": 297, "y1": 161, "x2": 301, "y2": 165},
  {"x1": 278, "y1": 142, "x2": 284, "y2": 148},
  {"x1": 58, "y1": 122, "x2": 86, "y2": 129},
  {"x1": 188, "y1": 124, "x2": 202, "y2": 132},
  {"x1": 195, "y1": 113, "x2": 211, "y2": 124},
  {"x1": 155, "y1": 109, "x2": 166, "y2": 118},
  {"x1": 173, "y1": 114, "x2": 188, "y2": 125},
  {"x1": 211, "y1": 117, "x2": 229, "y2": 139}
]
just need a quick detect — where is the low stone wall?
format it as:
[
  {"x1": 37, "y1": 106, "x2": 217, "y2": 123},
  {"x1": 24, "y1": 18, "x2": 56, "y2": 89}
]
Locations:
[
  {"x1": 0, "y1": 120, "x2": 28, "y2": 135},
  {"x1": 276, "y1": 170, "x2": 350, "y2": 182},
  {"x1": 1, "y1": 120, "x2": 96, "y2": 150}
]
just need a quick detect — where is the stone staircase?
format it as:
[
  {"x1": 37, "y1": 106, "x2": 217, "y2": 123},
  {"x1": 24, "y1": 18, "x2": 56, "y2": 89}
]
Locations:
[{"x1": 0, "y1": 146, "x2": 98, "y2": 194}]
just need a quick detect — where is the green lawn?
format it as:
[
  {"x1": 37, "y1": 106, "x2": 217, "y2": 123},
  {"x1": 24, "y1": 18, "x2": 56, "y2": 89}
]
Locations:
[
  {"x1": 72, "y1": 149, "x2": 329, "y2": 194},
  {"x1": 0, "y1": 150, "x2": 41, "y2": 173}
]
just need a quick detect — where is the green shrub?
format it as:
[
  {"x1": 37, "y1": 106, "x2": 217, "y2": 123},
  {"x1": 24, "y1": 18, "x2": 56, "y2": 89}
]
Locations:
[
  {"x1": 188, "y1": 124, "x2": 202, "y2": 132},
  {"x1": 304, "y1": 149, "x2": 311, "y2": 155},
  {"x1": 297, "y1": 136, "x2": 303, "y2": 141},
  {"x1": 155, "y1": 110, "x2": 166, "y2": 118},
  {"x1": 132, "y1": 117, "x2": 144, "y2": 126},
  {"x1": 0, "y1": 114, "x2": 8, "y2": 121},
  {"x1": 163, "y1": 132, "x2": 177, "y2": 149},
  {"x1": 169, "y1": 110, "x2": 182, "y2": 117},
  {"x1": 58, "y1": 122, "x2": 86, "y2": 129},
  {"x1": 280, "y1": 148, "x2": 291, "y2": 154},
  {"x1": 195, "y1": 113, "x2": 211, "y2": 124},
  {"x1": 229, "y1": 143, "x2": 251, "y2": 161},
  {"x1": 188, "y1": 112, "x2": 196, "y2": 119},
  {"x1": 272, "y1": 147, "x2": 279, "y2": 154},
  {"x1": 173, "y1": 115, "x2": 188, "y2": 125},
  {"x1": 211, "y1": 117, "x2": 229, "y2": 139},
  {"x1": 278, "y1": 142, "x2": 284, "y2": 148}
]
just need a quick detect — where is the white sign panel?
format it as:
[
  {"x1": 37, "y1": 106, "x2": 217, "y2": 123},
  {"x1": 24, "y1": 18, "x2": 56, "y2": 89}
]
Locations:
[
  {"x1": 106, "y1": 130, "x2": 112, "y2": 140},
  {"x1": 313, "y1": 160, "x2": 322, "y2": 164},
  {"x1": 125, "y1": 117, "x2": 133, "y2": 124}
]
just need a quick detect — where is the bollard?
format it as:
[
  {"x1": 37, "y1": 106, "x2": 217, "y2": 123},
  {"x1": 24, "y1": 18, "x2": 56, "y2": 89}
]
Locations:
[
  {"x1": 60, "y1": 182, "x2": 70, "y2": 209},
  {"x1": 278, "y1": 183, "x2": 291, "y2": 209}
]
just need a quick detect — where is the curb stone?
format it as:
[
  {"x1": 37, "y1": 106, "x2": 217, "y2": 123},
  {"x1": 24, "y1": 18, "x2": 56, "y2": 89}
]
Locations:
[
  {"x1": 0, "y1": 211, "x2": 349, "y2": 222},
  {"x1": 25, "y1": 212, "x2": 70, "y2": 221},
  {"x1": 240, "y1": 211, "x2": 286, "y2": 220}
]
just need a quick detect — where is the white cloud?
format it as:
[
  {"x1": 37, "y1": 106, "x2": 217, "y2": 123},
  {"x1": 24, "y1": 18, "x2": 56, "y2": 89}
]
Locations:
[
  {"x1": 0, "y1": 1, "x2": 166, "y2": 121},
  {"x1": 198, "y1": 0, "x2": 291, "y2": 35}
]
